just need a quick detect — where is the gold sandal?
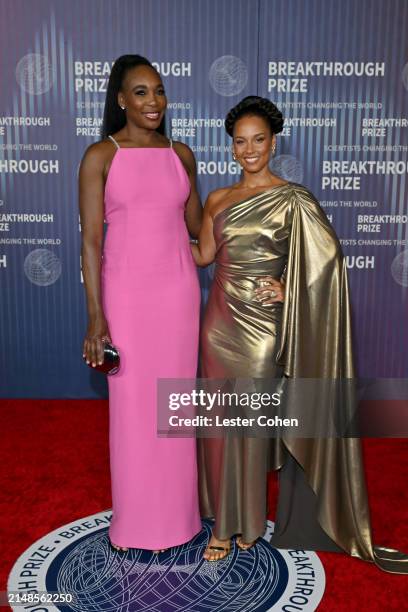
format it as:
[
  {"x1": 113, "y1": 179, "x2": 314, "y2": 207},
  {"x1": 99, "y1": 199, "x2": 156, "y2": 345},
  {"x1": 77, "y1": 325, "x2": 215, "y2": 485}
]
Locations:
[
  {"x1": 203, "y1": 543, "x2": 231, "y2": 562},
  {"x1": 236, "y1": 536, "x2": 257, "y2": 551}
]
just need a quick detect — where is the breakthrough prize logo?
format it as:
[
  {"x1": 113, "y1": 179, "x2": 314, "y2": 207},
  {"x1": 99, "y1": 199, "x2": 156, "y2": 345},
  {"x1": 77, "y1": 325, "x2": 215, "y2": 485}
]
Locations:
[
  {"x1": 24, "y1": 249, "x2": 61, "y2": 286},
  {"x1": 209, "y1": 55, "x2": 248, "y2": 97},
  {"x1": 270, "y1": 155, "x2": 304, "y2": 183},
  {"x1": 402, "y1": 62, "x2": 408, "y2": 92},
  {"x1": 391, "y1": 250, "x2": 408, "y2": 287},
  {"x1": 8, "y1": 511, "x2": 325, "y2": 611},
  {"x1": 16, "y1": 53, "x2": 55, "y2": 95}
]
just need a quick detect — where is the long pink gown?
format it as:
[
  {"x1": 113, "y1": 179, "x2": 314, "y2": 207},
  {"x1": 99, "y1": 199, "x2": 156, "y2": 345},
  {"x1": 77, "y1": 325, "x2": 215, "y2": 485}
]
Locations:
[{"x1": 102, "y1": 136, "x2": 201, "y2": 549}]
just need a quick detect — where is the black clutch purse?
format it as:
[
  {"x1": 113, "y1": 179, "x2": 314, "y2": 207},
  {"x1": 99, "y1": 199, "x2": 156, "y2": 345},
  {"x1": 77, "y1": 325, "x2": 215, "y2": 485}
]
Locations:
[{"x1": 84, "y1": 343, "x2": 120, "y2": 375}]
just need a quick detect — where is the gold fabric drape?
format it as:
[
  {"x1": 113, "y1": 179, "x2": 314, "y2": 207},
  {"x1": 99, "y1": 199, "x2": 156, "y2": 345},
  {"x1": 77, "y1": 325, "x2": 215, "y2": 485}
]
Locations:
[{"x1": 198, "y1": 183, "x2": 408, "y2": 573}]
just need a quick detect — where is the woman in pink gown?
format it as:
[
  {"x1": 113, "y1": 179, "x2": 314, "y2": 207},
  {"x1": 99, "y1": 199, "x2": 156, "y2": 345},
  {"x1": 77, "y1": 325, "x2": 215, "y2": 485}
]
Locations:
[{"x1": 79, "y1": 55, "x2": 202, "y2": 552}]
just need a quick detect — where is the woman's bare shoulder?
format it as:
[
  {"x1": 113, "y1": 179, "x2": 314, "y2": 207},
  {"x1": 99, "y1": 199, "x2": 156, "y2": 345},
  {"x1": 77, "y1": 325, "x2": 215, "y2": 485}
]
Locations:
[
  {"x1": 82, "y1": 139, "x2": 116, "y2": 164},
  {"x1": 171, "y1": 140, "x2": 196, "y2": 173},
  {"x1": 204, "y1": 186, "x2": 232, "y2": 211},
  {"x1": 80, "y1": 139, "x2": 117, "y2": 173}
]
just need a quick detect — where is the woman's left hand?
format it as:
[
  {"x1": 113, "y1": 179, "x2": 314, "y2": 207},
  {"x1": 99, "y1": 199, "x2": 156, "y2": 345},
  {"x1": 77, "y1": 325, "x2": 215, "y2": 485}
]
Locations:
[{"x1": 254, "y1": 276, "x2": 285, "y2": 304}]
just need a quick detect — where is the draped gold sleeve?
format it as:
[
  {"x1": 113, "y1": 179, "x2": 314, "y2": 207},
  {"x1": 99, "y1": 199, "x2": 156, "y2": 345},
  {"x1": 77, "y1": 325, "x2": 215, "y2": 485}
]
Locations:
[
  {"x1": 277, "y1": 188, "x2": 353, "y2": 379},
  {"x1": 273, "y1": 187, "x2": 408, "y2": 573}
]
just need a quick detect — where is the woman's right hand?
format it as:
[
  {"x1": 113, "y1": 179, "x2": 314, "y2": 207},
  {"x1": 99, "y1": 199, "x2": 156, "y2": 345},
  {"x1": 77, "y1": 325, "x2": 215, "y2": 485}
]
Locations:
[{"x1": 83, "y1": 316, "x2": 111, "y2": 367}]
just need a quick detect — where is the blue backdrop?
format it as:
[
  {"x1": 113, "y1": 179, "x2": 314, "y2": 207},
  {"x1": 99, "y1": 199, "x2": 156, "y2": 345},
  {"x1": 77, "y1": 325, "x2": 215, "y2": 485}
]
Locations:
[{"x1": 0, "y1": 0, "x2": 407, "y2": 397}]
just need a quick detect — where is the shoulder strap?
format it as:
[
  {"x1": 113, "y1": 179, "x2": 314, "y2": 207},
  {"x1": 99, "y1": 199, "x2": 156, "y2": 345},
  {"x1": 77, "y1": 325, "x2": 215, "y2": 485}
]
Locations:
[
  {"x1": 169, "y1": 138, "x2": 173, "y2": 148},
  {"x1": 108, "y1": 134, "x2": 120, "y2": 149}
]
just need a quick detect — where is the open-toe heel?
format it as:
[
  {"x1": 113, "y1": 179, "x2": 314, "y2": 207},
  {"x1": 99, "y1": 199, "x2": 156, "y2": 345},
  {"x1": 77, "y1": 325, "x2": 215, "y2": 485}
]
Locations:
[
  {"x1": 236, "y1": 535, "x2": 257, "y2": 551},
  {"x1": 203, "y1": 543, "x2": 231, "y2": 562}
]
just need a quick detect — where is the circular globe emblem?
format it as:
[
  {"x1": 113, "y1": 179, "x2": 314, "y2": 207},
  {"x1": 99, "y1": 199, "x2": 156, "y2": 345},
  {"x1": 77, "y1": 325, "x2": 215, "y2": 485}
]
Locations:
[
  {"x1": 8, "y1": 511, "x2": 325, "y2": 611},
  {"x1": 270, "y1": 155, "x2": 304, "y2": 183},
  {"x1": 391, "y1": 250, "x2": 408, "y2": 287},
  {"x1": 209, "y1": 55, "x2": 248, "y2": 97},
  {"x1": 402, "y1": 62, "x2": 408, "y2": 92},
  {"x1": 24, "y1": 249, "x2": 61, "y2": 286},
  {"x1": 16, "y1": 53, "x2": 55, "y2": 95}
]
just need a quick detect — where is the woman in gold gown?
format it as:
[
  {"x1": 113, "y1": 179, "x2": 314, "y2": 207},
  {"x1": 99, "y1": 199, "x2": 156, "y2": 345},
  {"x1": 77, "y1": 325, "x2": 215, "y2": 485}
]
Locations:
[{"x1": 191, "y1": 96, "x2": 407, "y2": 573}]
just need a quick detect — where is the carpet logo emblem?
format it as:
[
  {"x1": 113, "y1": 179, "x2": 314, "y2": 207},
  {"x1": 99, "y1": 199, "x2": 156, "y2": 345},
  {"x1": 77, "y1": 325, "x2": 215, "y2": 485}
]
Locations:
[{"x1": 8, "y1": 511, "x2": 325, "y2": 611}]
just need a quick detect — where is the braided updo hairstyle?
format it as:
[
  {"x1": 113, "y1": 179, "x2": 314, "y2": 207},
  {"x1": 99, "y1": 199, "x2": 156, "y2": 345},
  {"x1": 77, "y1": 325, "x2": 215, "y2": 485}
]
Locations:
[{"x1": 225, "y1": 96, "x2": 284, "y2": 137}]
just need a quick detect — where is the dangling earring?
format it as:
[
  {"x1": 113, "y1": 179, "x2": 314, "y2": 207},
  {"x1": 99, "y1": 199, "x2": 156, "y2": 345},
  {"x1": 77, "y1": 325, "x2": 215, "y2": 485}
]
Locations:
[
  {"x1": 120, "y1": 105, "x2": 126, "y2": 110},
  {"x1": 271, "y1": 145, "x2": 276, "y2": 156},
  {"x1": 232, "y1": 152, "x2": 237, "y2": 161}
]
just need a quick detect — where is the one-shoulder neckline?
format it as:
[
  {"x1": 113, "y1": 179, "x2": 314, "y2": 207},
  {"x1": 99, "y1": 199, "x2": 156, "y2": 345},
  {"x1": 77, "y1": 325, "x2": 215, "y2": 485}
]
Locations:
[{"x1": 212, "y1": 183, "x2": 291, "y2": 223}]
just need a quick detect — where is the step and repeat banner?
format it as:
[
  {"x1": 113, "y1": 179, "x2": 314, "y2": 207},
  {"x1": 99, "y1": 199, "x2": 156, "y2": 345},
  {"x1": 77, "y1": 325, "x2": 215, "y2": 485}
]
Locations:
[{"x1": 0, "y1": 0, "x2": 407, "y2": 397}]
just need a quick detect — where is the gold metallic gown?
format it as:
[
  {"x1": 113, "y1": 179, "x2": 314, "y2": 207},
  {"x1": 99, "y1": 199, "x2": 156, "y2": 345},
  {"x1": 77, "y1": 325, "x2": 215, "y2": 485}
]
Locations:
[{"x1": 198, "y1": 183, "x2": 408, "y2": 573}]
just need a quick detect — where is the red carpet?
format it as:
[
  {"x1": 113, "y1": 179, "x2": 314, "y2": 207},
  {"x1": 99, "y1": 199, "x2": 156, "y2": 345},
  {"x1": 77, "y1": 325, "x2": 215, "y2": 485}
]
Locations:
[{"x1": 0, "y1": 400, "x2": 407, "y2": 611}]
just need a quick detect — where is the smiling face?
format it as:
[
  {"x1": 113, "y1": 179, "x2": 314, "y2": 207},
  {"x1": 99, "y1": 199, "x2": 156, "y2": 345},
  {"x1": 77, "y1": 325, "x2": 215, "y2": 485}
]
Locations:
[
  {"x1": 232, "y1": 114, "x2": 276, "y2": 174},
  {"x1": 118, "y1": 64, "x2": 167, "y2": 131}
]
